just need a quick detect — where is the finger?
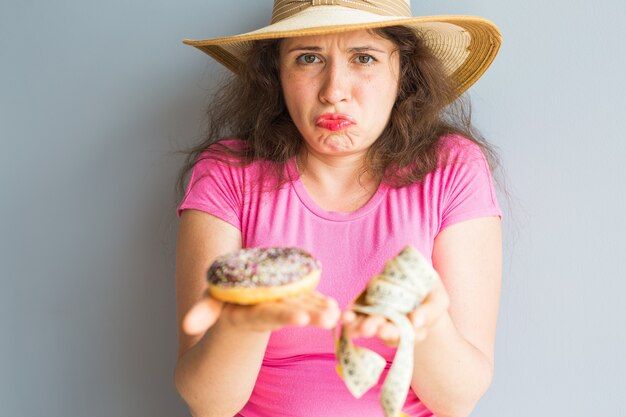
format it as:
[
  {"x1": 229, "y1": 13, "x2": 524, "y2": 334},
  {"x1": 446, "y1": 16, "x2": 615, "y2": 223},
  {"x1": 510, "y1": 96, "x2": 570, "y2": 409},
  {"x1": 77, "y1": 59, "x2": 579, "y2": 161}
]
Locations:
[
  {"x1": 342, "y1": 313, "x2": 364, "y2": 337},
  {"x1": 282, "y1": 292, "x2": 340, "y2": 328},
  {"x1": 182, "y1": 296, "x2": 224, "y2": 335},
  {"x1": 378, "y1": 322, "x2": 401, "y2": 347},
  {"x1": 302, "y1": 290, "x2": 335, "y2": 307},
  {"x1": 309, "y1": 297, "x2": 341, "y2": 328},
  {"x1": 257, "y1": 301, "x2": 311, "y2": 328},
  {"x1": 281, "y1": 291, "x2": 329, "y2": 310},
  {"x1": 409, "y1": 311, "x2": 426, "y2": 329},
  {"x1": 410, "y1": 282, "x2": 450, "y2": 330},
  {"x1": 346, "y1": 314, "x2": 386, "y2": 338},
  {"x1": 362, "y1": 315, "x2": 388, "y2": 338},
  {"x1": 341, "y1": 310, "x2": 357, "y2": 323},
  {"x1": 225, "y1": 292, "x2": 336, "y2": 332}
]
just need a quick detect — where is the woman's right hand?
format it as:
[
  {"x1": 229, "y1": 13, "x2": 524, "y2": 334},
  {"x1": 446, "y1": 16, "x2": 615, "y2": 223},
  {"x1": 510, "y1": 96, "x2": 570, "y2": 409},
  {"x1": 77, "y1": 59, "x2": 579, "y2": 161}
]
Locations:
[{"x1": 182, "y1": 290, "x2": 341, "y2": 335}]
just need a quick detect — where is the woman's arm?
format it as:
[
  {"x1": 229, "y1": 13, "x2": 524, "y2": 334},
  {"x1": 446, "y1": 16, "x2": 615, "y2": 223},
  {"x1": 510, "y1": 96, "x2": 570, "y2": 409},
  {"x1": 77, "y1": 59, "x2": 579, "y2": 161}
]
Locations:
[
  {"x1": 174, "y1": 209, "x2": 269, "y2": 417},
  {"x1": 174, "y1": 209, "x2": 341, "y2": 417},
  {"x1": 408, "y1": 216, "x2": 502, "y2": 417},
  {"x1": 339, "y1": 216, "x2": 501, "y2": 417}
]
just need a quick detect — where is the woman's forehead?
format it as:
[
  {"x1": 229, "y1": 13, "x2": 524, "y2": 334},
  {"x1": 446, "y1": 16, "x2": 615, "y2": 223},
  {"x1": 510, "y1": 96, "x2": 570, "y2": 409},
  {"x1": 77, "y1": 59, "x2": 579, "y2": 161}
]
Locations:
[{"x1": 280, "y1": 29, "x2": 395, "y2": 52}]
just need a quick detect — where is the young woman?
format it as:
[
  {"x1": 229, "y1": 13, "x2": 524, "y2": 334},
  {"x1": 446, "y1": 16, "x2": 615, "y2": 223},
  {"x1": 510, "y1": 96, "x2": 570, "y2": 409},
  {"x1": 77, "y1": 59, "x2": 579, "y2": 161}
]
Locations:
[{"x1": 175, "y1": 1, "x2": 503, "y2": 416}]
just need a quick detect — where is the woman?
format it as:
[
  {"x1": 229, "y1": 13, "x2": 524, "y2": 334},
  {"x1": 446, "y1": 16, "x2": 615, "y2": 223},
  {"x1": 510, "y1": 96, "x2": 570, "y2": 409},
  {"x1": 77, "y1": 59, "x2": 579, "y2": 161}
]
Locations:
[{"x1": 175, "y1": 1, "x2": 503, "y2": 417}]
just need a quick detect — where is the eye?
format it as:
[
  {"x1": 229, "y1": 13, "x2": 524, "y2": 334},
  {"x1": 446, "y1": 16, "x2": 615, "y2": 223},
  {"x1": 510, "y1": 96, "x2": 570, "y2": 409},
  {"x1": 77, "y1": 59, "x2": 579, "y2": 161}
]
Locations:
[
  {"x1": 355, "y1": 55, "x2": 375, "y2": 65},
  {"x1": 297, "y1": 54, "x2": 321, "y2": 64}
]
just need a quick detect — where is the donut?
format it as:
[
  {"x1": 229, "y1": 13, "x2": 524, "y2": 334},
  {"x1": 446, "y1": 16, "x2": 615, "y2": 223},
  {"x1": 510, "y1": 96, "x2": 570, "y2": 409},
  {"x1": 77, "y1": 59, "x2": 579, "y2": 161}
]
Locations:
[{"x1": 207, "y1": 247, "x2": 321, "y2": 304}]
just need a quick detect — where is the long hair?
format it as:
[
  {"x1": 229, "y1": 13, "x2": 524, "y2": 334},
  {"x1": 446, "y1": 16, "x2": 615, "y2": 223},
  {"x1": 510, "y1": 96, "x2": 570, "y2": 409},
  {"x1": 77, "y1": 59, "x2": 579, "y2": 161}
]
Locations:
[{"x1": 176, "y1": 25, "x2": 501, "y2": 197}]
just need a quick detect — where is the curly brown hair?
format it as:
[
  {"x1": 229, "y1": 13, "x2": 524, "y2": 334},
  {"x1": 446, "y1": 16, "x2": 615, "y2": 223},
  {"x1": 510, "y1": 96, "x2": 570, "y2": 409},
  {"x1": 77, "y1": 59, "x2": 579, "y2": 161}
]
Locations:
[{"x1": 176, "y1": 25, "x2": 500, "y2": 197}]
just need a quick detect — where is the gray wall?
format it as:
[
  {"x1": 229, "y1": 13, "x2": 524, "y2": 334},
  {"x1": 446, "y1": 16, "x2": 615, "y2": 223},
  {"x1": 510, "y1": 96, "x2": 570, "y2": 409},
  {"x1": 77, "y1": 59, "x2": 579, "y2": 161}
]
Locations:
[{"x1": 1, "y1": 1, "x2": 625, "y2": 416}]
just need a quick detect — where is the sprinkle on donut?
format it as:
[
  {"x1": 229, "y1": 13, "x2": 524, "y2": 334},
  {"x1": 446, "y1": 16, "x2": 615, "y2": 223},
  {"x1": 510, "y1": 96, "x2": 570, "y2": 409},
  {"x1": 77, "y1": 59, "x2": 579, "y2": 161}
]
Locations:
[{"x1": 207, "y1": 247, "x2": 320, "y2": 288}]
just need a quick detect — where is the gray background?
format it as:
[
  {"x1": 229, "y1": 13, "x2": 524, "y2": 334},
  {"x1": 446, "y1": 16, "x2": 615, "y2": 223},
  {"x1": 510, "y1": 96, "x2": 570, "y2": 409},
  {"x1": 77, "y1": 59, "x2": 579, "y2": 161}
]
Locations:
[{"x1": 1, "y1": 0, "x2": 625, "y2": 416}]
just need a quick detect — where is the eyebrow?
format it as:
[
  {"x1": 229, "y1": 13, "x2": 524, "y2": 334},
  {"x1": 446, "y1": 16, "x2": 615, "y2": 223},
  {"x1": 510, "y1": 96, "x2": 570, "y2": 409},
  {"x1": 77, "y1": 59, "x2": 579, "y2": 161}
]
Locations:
[{"x1": 285, "y1": 45, "x2": 386, "y2": 54}]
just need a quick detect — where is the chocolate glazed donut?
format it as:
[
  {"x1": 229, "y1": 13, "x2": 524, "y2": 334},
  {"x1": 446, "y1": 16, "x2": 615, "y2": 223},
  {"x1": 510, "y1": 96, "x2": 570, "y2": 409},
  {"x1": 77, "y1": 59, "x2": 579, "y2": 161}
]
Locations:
[{"x1": 207, "y1": 247, "x2": 321, "y2": 304}]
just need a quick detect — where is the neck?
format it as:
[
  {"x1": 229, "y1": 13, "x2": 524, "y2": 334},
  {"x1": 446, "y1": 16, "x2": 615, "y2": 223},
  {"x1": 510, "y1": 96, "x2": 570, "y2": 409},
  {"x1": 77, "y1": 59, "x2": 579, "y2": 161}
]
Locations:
[{"x1": 296, "y1": 150, "x2": 381, "y2": 212}]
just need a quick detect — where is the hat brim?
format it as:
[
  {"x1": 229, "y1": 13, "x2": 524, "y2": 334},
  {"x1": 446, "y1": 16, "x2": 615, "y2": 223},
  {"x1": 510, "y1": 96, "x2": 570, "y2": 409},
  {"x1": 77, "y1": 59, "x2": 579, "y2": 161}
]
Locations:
[{"x1": 183, "y1": 7, "x2": 501, "y2": 96}]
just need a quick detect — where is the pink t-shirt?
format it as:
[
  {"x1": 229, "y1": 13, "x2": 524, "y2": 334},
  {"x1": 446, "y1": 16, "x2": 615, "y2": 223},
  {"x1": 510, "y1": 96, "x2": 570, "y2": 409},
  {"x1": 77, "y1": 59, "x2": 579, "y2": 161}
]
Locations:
[{"x1": 178, "y1": 135, "x2": 502, "y2": 417}]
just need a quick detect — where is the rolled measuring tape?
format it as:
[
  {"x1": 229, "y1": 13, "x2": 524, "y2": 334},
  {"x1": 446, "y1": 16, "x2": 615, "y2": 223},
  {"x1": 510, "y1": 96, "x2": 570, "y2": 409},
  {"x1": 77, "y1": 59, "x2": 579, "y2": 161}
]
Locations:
[{"x1": 335, "y1": 246, "x2": 440, "y2": 417}]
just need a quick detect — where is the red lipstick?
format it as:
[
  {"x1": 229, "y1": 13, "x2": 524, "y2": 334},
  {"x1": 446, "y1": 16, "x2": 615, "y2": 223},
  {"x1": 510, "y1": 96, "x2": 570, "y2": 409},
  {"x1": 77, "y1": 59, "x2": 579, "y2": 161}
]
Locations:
[{"x1": 315, "y1": 113, "x2": 356, "y2": 132}]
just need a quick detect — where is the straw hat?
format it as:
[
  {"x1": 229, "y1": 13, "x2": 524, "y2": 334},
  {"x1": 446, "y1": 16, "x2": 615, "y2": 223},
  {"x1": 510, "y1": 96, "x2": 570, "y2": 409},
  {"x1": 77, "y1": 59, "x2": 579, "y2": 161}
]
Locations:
[{"x1": 183, "y1": 0, "x2": 501, "y2": 95}]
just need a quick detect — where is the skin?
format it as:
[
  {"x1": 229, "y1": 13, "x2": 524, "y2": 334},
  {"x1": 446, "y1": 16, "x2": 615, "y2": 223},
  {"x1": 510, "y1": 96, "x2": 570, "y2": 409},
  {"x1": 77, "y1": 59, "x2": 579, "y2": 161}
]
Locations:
[
  {"x1": 279, "y1": 30, "x2": 400, "y2": 159},
  {"x1": 176, "y1": 29, "x2": 501, "y2": 417},
  {"x1": 277, "y1": 30, "x2": 400, "y2": 212}
]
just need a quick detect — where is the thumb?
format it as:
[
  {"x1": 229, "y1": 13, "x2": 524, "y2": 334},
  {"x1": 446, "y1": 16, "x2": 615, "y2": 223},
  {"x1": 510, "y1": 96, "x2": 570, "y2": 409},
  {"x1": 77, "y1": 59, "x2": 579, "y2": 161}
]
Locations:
[{"x1": 182, "y1": 296, "x2": 224, "y2": 335}]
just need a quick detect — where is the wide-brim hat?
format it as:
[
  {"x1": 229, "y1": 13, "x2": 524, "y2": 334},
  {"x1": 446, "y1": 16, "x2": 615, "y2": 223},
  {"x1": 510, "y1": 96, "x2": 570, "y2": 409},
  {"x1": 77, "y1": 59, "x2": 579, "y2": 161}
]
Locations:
[{"x1": 183, "y1": 0, "x2": 502, "y2": 96}]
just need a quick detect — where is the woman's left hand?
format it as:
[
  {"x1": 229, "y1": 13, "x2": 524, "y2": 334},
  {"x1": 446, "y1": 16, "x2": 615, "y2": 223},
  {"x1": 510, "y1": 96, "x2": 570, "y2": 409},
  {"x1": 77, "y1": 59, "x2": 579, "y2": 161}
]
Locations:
[{"x1": 341, "y1": 278, "x2": 450, "y2": 347}]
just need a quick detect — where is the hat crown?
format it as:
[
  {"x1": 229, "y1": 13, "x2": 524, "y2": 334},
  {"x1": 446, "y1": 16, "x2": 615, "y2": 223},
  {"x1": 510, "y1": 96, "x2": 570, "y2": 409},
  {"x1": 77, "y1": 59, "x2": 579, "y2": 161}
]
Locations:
[{"x1": 271, "y1": 0, "x2": 412, "y2": 24}]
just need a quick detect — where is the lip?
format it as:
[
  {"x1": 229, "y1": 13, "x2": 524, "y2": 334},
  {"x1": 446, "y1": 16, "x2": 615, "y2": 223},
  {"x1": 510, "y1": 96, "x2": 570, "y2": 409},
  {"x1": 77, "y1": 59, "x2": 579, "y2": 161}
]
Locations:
[{"x1": 315, "y1": 113, "x2": 356, "y2": 132}]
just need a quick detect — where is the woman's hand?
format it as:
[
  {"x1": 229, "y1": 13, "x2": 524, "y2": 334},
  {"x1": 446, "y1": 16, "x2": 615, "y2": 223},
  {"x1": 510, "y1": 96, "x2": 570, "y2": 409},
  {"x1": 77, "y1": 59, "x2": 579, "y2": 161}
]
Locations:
[
  {"x1": 183, "y1": 290, "x2": 341, "y2": 335},
  {"x1": 340, "y1": 278, "x2": 450, "y2": 347}
]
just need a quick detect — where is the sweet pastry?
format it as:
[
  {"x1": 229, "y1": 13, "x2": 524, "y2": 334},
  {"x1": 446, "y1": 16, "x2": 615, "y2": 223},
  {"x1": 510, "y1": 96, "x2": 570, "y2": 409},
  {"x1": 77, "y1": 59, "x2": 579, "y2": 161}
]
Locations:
[{"x1": 207, "y1": 247, "x2": 321, "y2": 304}]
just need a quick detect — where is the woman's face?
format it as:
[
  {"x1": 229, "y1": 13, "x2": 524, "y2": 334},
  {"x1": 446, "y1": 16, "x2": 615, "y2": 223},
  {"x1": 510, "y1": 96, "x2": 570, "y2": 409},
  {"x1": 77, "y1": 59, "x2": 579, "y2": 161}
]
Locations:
[{"x1": 279, "y1": 30, "x2": 400, "y2": 159}]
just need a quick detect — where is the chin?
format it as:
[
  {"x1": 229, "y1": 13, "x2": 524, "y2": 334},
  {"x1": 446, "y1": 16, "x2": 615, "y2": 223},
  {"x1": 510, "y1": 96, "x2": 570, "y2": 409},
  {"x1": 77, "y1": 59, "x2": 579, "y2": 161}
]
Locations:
[{"x1": 321, "y1": 133, "x2": 355, "y2": 151}]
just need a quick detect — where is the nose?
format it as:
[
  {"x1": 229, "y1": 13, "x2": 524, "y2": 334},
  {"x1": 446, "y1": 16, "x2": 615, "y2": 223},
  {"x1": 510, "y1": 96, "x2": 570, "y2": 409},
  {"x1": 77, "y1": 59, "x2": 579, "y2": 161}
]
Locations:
[{"x1": 318, "y1": 61, "x2": 351, "y2": 105}]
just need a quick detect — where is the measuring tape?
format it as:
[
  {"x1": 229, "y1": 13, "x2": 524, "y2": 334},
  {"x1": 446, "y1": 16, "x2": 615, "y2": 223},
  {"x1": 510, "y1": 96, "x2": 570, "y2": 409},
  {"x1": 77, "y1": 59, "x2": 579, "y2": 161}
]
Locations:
[{"x1": 335, "y1": 246, "x2": 440, "y2": 417}]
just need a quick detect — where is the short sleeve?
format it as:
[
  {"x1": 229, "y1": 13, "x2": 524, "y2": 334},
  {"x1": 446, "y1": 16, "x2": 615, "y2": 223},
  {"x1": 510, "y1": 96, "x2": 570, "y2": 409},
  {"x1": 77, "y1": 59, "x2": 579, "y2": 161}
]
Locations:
[
  {"x1": 438, "y1": 136, "x2": 502, "y2": 231},
  {"x1": 177, "y1": 152, "x2": 243, "y2": 230}
]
